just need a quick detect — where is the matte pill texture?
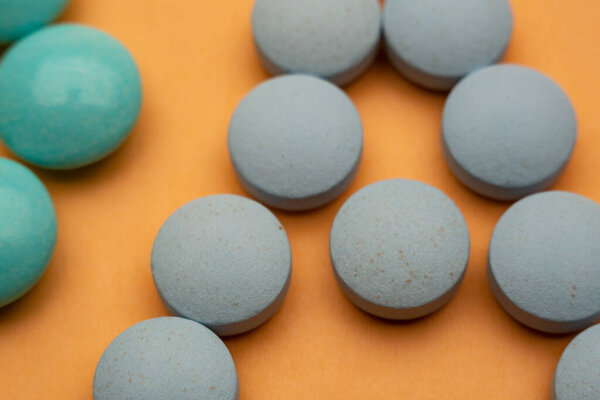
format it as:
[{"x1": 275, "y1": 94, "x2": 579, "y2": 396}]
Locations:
[
  {"x1": 383, "y1": 0, "x2": 512, "y2": 90},
  {"x1": 442, "y1": 64, "x2": 577, "y2": 201},
  {"x1": 330, "y1": 179, "x2": 470, "y2": 320},
  {"x1": 0, "y1": 24, "x2": 142, "y2": 169},
  {"x1": 488, "y1": 191, "x2": 600, "y2": 333},
  {"x1": 151, "y1": 195, "x2": 291, "y2": 336},
  {"x1": 0, "y1": 0, "x2": 69, "y2": 43},
  {"x1": 552, "y1": 324, "x2": 600, "y2": 400},
  {"x1": 228, "y1": 75, "x2": 363, "y2": 211},
  {"x1": 252, "y1": 0, "x2": 381, "y2": 86},
  {"x1": 0, "y1": 158, "x2": 57, "y2": 307},
  {"x1": 93, "y1": 317, "x2": 239, "y2": 400}
]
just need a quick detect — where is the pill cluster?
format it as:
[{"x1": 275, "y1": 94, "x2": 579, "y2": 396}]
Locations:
[{"x1": 0, "y1": 0, "x2": 598, "y2": 398}]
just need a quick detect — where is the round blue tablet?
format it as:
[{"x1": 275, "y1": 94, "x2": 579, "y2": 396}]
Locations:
[
  {"x1": 152, "y1": 195, "x2": 292, "y2": 336},
  {"x1": 383, "y1": 0, "x2": 512, "y2": 90},
  {"x1": 0, "y1": 24, "x2": 142, "y2": 169},
  {"x1": 330, "y1": 179, "x2": 470, "y2": 320},
  {"x1": 252, "y1": 0, "x2": 381, "y2": 86},
  {"x1": 552, "y1": 324, "x2": 600, "y2": 400},
  {"x1": 488, "y1": 192, "x2": 600, "y2": 333},
  {"x1": 0, "y1": 0, "x2": 69, "y2": 44},
  {"x1": 0, "y1": 157, "x2": 57, "y2": 307},
  {"x1": 442, "y1": 65, "x2": 577, "y2": 201},
  {"x1": 93, "y1": 317, "x2": 240, "y2": 400},
  {"x1": 228, "y1": 75, "x2": 363, "y2": 211}
]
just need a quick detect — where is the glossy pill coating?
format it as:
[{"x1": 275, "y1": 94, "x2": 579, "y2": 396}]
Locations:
[
  {"x1": 488, "y1": 192, "x2": 600, "y2": 333},
  {"x1": 383, "y1": 0, "x2": 512, "y2": 91},
  {"x1": 442, "y1": 65, "x2": 577, "y2": 201},
  {"x1": 0, "y1": 24, "x2": 142, "y2": 169},
  {"x1": 0, "y1": 158, "x2": 56, "y2": 307},
  {"x1": 152, "y1": 195, "x2": 291, "y2": 336},
  {"x1": 330, "y1": 179, "x2": 470, "y2": 320},
  {"x1": 0, "y1": 0, "x2": 69, "y2": 44},
  {"x1": 252, "y1": 0, "x2": 381, "y2": 86},
  {"x1": 552, "y1": 324, "x2": 600, "y2": 400},
  {"x1": 228, "y1": 75, "x2": 363, "y2": 211},
  {"x1": 93, "y1": 317, "x2": 240, "y2": 400}
]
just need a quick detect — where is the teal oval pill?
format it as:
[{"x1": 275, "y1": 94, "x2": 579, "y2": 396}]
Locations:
[
  {"x1": 0, "y1": 0, "x2": 69, "y2": 44},
  {"x1": 552, "y1": 324, "x2": 600, "y2": 400},
  {"x1": 488, "y1": 191, "x2": 600, "y2": 333},
  {"x1": 93, "y1": 317, "x2": 240, "y2": 400},
  {"x1": 0, "y1": 157, "x2": 57, "y2": 307},
  {"x1": 0, "y1": 24, "x2": 142, "y2": 169}
]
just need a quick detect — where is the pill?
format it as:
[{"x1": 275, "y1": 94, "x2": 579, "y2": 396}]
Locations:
[
  {"x1": 442, "y1": 64, "x2": 577, "y2": 201},
  {"x1": 330, "y1": 179, "x2": 470, "y2": 320},
  {"x1": 0, "y1": 0, "x2": 68, "y2": 44},
  {"x1": 228, "y1": 75, "x2": 363, "y2": 211},
  {"x1": 0, "y1": 157, "x2": 57, "y2": 307},
  {"x1": 151, "y1": 194, "x2": 291, "y2": 336},
  {"x1": 0, "y1": 24, "x2": 142, "y2": 169},
  {"x1": 552, "y1": 324, "x2": 600, "y2": 400},
  {"x1": 383, "y1": 0, "x2": 512, "y2": 91},
  {"x1": 93, "y1": 317, "x2": 239, "y2": 400},
  {"x1": 488, "y1": 191, "x2": 600, "y2": 333},
  {"x1": 252, "y1": 0, "x2": 381, "y2": 86}
]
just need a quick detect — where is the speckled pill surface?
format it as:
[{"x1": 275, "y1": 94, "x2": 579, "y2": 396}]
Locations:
[
  {"x1": 228, "y1": 75, "x2": 363, "y2": 211},
  {"x1": 252, "y1": 0, "x2": 381, "y2": 86},
  {"x1": 0, "y1": 24, "x2": 142, "y2": 169},
  {"x1": 552, "y1": 324, "x2": 600, "y2": 400},
  {"x1": 0, "y1": 158, "x2": 56, "y2": 307},
  {"x1": 488, "y1": 192, "x2": 600, "y2": 334},
  {"x1": 383, "y1": 0, "x2": 512, "y2": 91},
  {"x1": 330, "y1": 179, "x2": 470, "y2": 320},
  {"x1": 151, "y1": 194, "x2": 291, "y2": 336},
  {"x1": 442, "y1": 64, "x2": 577, "y2": 201},
  {"x1": 93, "y1": 317, "x2": 240, "y2": 400},
  {"x1": 0, "y1": 0, "x2": 69, "y2": 44}
]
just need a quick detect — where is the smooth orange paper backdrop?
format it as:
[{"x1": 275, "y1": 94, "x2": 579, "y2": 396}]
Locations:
[{"x1": 1, "y1": 1, "x2": 600, "y2": 399}]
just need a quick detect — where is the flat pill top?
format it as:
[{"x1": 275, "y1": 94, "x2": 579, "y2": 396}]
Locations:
[
  {"x1": 0, "y1": 158, "x2": 56, "y2": 307},
  {"x1": 228, "y1": 75, "x2": 363, "y2": 210},
  {"x1": 330, "y1": 179, "x2": 470, "y2": 312},
  {"x1": 443, "y1": 64, "x2": 576, "y2": 192},
  {"x1": 151, "y1": 195, "x2": 291, "y2": 335},
  {"x1": 0, "y1": 24, "x2": 142, "y2": 169},
  {"x1": 383, "y1": 0, "x2": 512, "y2": 81},
  {"x1": 489, "y1": 192, "x2": 600, "y2": 330},
  {"x1": 93, "y1": 317, "x2": 239, "y2": 400},
  {"x1": 553, "y1": 324, "x2": 600, "y2": 400},
  {"x1": 252, "y1": 0, "x2": 381, "y2": 83}
]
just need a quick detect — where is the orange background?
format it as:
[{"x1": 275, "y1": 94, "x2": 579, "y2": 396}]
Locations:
[{"x1": 1, "y1": 1, "x2": 599, "y2": 399}]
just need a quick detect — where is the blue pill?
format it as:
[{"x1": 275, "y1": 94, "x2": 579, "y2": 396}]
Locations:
[
  {"x1": 152, "y1": 195, "x2": 292, "y2": 336},
  {"x1": 93, "y1": 317, "x2": 240, "y2": 400},
  {"x1": 488, "y1": 191, "x2": 600, "y2": 333},
  {"x1": 442, "y1": 65, "x2": 577, "y2": 201},
  {"x1": 252, "y1": 0, "x2": 381, "y2": 86},
  {"x1": 383, "y1": 0, "x2": 512, "y2": 91},
  {"x1": 552, "y1": 324, "x2": 600, "y2": 400},
  {"x1": 0, "y1": 24, "x2": 142, "y2": 169},
  {"x1": 228, "y1": 75, "x2": 363, "y2": 211},
  {"x1": 0, "y1": 0, "x2": 69, "y2": 44},
  {"x1": 0, "y1": 157, "x2": 57, "y2": 307},
  {"x1": 330, "y1": 179, "x2": 470, "y2": 320}
]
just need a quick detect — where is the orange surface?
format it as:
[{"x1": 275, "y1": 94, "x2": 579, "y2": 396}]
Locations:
[{"x1": 1, "y1": 1, "x2": 600, "y2": 399}]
